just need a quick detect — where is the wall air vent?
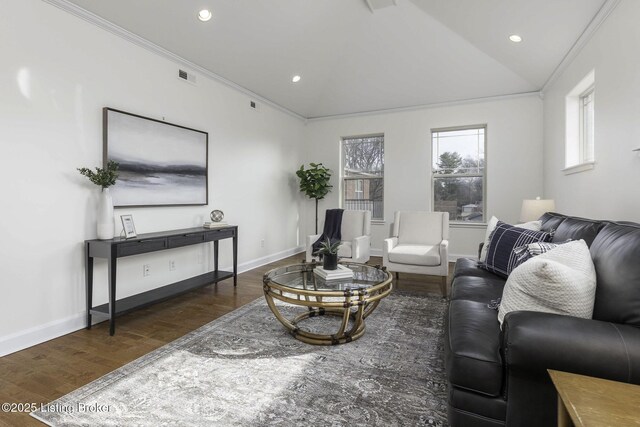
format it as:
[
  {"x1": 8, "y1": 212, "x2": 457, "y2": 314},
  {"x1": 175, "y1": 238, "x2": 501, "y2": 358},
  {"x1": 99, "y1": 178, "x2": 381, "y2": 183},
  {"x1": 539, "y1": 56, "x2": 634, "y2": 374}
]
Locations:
[{"x1": 177, "y1": 69, "x2": 196, "y2": 85}]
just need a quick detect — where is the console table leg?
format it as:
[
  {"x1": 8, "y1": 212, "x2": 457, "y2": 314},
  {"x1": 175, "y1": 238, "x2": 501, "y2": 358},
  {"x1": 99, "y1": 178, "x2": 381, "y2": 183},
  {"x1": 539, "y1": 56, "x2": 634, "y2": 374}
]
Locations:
[
  {"x1": 213, "y1": 240, "x2": 219, "y2": 272},
  {"x1": 233, "y1": 233, "x2": 238, "y2": 286},
  {"x1": 85, "y1": 243, "x2": 93, "y2": 330},
  {"x1": 108, "y1": 249, "x2": 117, "y2": 336}
]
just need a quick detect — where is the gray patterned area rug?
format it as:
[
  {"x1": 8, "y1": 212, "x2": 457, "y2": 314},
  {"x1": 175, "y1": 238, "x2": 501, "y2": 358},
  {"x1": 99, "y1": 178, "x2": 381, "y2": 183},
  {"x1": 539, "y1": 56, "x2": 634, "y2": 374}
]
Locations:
[{"x1": 32, "y1": 293, "x2": 448, "y2": 426}]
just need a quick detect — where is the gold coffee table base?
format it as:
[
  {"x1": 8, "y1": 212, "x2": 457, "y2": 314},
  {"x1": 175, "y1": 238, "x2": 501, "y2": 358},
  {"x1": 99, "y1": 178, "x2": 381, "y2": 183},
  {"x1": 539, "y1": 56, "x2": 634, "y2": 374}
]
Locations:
[{"x1": 263, "y1": 262, "x2": 392, "y2": 345}]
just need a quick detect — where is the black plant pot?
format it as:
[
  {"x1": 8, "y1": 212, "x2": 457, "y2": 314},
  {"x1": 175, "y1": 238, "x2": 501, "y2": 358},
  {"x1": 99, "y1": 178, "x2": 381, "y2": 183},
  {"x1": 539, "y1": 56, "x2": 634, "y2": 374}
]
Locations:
[{"x1": 322, "y1": 253, "x2": 338, "y2": 271}]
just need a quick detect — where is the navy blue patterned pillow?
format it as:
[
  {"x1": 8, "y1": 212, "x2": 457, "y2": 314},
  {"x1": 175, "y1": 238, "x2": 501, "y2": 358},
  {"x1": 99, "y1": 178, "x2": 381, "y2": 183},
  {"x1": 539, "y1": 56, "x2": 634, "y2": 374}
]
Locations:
[{"x1": 483, "y1": 221, "x2": 552, "y2": 278}]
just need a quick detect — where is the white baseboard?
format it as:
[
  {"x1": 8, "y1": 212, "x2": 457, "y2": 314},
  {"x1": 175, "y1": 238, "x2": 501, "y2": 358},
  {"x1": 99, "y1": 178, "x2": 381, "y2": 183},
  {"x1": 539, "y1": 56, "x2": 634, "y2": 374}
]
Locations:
[
  {"x1": 233, "y1": 246, "x2": 305, "y2": 273},
  {"x1": 0, "y1": 246, "x2": 305, "y2": 358},
  {"x1": 0, "y1": 313, "x2": 88, "y2": 357}
]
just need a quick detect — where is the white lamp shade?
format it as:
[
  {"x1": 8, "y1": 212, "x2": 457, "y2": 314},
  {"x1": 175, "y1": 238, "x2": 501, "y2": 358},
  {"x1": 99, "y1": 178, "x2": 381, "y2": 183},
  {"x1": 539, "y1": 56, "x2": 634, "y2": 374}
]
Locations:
[{"x1": 520, "y1": 198, "x2": 555, "y2": 222}]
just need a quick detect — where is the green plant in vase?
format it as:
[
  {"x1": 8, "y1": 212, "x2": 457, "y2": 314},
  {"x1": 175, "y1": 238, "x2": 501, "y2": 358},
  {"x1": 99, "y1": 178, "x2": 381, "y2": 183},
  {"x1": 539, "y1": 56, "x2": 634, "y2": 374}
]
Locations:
[
  {"x1": 77, "y1": 160, "x2": 119, "y2": 188},
  {"x1": 77, "y1": 160, "x2": 119, "y2": 240},
  {"x1": 317, "y1": 237, "x2": 341, "y2": 271}
]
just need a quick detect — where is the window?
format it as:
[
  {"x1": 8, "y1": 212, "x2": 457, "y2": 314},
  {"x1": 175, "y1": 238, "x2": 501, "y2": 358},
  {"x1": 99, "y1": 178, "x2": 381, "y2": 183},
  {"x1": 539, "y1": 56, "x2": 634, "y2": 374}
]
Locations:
[
  {"x1": 354, "y1": 179, "x2": 364, "y2": 199},
  {"x1": 342, "y1": 135, "x2": 384, "y2": 220},
  {"x1": 565, "y1": 70, "x2": 595, "y2": 173},
  {"x1": 580, "y1": 88, "x2": 595, "y2": 163},
  {"x1": 432, "y1": 126, "x2": 486, "y2": 223}
]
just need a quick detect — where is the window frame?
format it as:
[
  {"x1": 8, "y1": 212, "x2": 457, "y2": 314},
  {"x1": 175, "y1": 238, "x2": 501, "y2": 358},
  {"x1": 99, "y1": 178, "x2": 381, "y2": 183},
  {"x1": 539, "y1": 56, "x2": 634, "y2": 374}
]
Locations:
[
  {"x1": 341, "y1": 134, "x2": 385, "y2": 222},
  {"x1": 564, "y1": 70, "x2": 595, "y2": 174},
  {"x1": 431, "y1": 124, "x2": 487, "y2": 225},
  {"x1": 579, "y1": 86, "x2": 595, "y2": 164}
]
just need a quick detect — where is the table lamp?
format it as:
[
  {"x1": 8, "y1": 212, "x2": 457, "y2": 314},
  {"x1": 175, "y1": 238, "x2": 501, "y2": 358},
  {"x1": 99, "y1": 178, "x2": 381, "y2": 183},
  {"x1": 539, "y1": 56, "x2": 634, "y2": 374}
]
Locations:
[{"x1": 520, "y1": 197, "x2": 556, "y2": 222}]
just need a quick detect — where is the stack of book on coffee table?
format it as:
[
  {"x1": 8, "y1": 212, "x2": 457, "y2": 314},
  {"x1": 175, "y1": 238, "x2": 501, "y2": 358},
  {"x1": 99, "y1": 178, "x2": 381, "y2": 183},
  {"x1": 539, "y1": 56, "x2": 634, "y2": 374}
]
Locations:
[{"x1": 313, "y1": 264, "x2": 353, "y2": 280}]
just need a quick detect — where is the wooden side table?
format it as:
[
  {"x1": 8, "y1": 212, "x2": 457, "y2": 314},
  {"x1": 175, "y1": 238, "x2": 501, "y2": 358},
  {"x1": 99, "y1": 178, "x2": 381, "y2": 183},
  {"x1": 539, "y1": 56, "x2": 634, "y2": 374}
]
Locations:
[{"x1": 548, "y1": 369, "x2": 640, "y2": 426}]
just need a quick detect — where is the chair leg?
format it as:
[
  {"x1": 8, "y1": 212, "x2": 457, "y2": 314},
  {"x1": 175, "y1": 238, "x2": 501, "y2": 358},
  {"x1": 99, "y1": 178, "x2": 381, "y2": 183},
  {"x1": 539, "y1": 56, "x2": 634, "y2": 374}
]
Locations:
[
  {"x1": 395, "y1": 272, "x2": 399, "y2": 280},
  {"x1": 440, "y1": 276, "x2": 448, "y2": 298}
]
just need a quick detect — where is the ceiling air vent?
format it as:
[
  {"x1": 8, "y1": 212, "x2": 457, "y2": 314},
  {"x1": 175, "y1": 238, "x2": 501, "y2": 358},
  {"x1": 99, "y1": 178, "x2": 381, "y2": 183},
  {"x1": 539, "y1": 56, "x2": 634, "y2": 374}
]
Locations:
[{"x1": 177, "y1": 69, "x2": 196, "y2": 85}]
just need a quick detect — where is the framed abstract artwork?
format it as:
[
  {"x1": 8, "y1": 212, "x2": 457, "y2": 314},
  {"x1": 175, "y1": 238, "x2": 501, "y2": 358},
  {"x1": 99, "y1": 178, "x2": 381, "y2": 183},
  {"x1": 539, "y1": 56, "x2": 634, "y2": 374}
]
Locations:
[{"x1": 103, "y1": 108, "x2": 208, "y2": 207}]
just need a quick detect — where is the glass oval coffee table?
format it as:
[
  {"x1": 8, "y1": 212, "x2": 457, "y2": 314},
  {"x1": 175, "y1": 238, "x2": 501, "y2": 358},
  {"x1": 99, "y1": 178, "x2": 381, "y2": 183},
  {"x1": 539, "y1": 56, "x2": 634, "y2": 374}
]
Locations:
[{"x1": 262, "y1": 261, "x2": 392, "y2": 345}]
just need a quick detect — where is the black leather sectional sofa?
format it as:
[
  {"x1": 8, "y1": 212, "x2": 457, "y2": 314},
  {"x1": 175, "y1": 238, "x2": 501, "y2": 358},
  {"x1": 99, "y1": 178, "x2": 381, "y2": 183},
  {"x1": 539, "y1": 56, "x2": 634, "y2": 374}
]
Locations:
[{"x1": 445, "y1": 212, "x2": 640, "y2": 426}]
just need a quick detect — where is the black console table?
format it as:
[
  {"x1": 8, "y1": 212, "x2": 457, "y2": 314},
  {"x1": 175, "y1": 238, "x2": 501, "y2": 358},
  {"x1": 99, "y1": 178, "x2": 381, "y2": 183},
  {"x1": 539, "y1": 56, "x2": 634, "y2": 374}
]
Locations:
[{"x1": 85, "y1": 226, "x2": 237, "y2": 335}]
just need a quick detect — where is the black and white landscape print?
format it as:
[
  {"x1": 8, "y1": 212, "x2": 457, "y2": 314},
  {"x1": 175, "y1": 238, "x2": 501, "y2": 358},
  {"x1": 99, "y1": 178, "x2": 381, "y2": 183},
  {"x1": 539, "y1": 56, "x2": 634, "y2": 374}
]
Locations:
[{"x1": 105, "y1": 108, "x2": 208, "y2": 207}]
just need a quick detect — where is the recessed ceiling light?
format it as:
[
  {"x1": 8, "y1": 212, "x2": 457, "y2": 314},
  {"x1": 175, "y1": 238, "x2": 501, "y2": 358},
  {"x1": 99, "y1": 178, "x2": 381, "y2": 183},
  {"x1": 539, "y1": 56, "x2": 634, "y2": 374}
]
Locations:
[
  {"x1": 509, "y1": 34, "x2": 522, "y2": 43},
  {"x1": 292, "y1": 75, "x2": 301, "y2": 83},
  {"x1": 198, "y1": 9, "x2": 212, "y2": 22}
]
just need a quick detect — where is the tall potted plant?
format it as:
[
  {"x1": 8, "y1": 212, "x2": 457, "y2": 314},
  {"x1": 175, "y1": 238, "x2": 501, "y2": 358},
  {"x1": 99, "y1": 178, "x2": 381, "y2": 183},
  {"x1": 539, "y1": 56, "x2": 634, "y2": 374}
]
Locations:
[
  {"x1": 78, "y1": 160, "x2": 119, "y2": 240},
  {"x1": 296, "y1": 163, "x2": 332, "y2": 234}
]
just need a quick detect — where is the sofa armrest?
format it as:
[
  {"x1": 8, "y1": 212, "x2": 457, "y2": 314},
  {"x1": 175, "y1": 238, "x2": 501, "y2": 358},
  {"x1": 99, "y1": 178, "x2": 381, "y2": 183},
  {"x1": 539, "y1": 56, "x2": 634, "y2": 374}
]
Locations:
[
  {"x1": 351, "y1": 235, "x2": 370, "y2": 263},
  {"x1": 502, "y1": 311, "x2": 640, "y2": 383},
  {"x1": 382, "y1": 237, "x2": 398, "y2": 265},
  {"x1": 501, "y1": 311, "x2": 640, "y2": 426},
  {"x1": 382, "y1": 237, "x2": 398, "y2": 264},
  {"x1": 440, "y1": 239, "x2": 449, "y2": 269},
  {"x1": 305, "y1": 234, "x2": 321, "y2": 262}
]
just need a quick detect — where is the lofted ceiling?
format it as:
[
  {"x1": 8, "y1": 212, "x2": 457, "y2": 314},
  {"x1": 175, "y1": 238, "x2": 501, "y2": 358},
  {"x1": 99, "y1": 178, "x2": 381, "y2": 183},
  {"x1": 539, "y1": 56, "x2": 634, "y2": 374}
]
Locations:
[{"x1": 58, "y1": 0, "x2": 610, "y2": 119}]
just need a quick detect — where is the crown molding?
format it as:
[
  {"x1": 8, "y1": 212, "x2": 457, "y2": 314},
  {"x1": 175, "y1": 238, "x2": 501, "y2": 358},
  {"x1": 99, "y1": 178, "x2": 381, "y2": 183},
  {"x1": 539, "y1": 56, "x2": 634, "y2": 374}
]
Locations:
[
  {"x1": 541, "y1": 0, "x2": 621, "y2": 92},
  {"x1": 306, "y1": 91, "x2": 542, "y2": 122},
  {"x1": 41, "y1": 0, "x2": 306, "y2": 122},
  {"x1": 41, "y1": 0, "x2": 605, "y2": 122}
]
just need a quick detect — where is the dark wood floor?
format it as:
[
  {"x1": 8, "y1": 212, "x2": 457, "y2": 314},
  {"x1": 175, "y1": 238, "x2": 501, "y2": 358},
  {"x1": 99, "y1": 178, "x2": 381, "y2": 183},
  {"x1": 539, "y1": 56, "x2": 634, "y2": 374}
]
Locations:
[{"x1": 0, "y1": 254, "x2": 452, "y2": 427}]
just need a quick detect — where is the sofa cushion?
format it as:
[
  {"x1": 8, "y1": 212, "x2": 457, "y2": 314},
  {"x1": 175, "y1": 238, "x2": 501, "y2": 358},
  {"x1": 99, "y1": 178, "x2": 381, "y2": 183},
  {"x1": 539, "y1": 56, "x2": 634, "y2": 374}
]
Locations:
[
  {"x1": 337, "y1": 241, "x2": 352, "y2": 258},
  {"x1": 539, "y1": 212, "x2": 567, "y2": 233},
  {"x1": 397, "y1": 211, "x2": 445, "y2": 245},
  {"x1": 552, "y1": 216, "x2": 604, "y2": 246},
  {"x1": 479, "y1": 216, "x2": 541, "y2": 263},
  {"x1": 483, "y1": 222, "x2": 552, "y2": 278},
  {"x1": 341, "y1": 211, "x2": 365, "y2": 242},
  {"x1": 446, "y1": 300, "x2": 503, "y2": 397},
  {"x1": 498, "y1": 240, "x2": 597, "y2": 326},
  {"x1": 450, "y1": 275, "x2": 505, "y2": 303},
  {"x1": 453, "y1": 258, "x2": 504, "y2": 281},
  {"x1": 512, "y1": 240, "x2": 569, "y2": 267},
  {"x1": 388, "y1": 244, "x2": 440, "y2": 265},
  {"x1": 590, "y1": 222, "x2": 640, "y2": 326}
]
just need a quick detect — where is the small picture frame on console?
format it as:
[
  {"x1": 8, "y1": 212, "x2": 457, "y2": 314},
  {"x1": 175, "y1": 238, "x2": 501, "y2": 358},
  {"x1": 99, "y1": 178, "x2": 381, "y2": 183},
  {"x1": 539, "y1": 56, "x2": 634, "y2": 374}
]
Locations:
[{"x1": 120, "y1": 214, "x2": 137, "y2": 239}]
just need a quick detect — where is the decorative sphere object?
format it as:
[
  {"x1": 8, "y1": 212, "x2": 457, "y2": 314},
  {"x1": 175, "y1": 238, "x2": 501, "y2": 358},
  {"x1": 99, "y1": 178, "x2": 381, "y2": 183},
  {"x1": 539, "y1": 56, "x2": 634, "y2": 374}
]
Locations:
[{"x1": 210, "y1": 209, "x2": 224, "y2": 222}]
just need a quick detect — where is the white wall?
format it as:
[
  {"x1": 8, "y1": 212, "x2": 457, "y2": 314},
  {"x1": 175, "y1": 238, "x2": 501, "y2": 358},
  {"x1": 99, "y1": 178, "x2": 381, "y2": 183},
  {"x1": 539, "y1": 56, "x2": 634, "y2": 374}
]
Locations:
[
  {"x1": 0, "y1": 0, "x2": 306, "y2": 355},
  {"x1": 543, "y1": 0, "x2": 640, "y2": 221},
  {"x1": 0, "y1": 0, "x2": 551, "y2": 357},
  {"x1": 304, "y1": 95, "x2": 544, "y2": 258}
]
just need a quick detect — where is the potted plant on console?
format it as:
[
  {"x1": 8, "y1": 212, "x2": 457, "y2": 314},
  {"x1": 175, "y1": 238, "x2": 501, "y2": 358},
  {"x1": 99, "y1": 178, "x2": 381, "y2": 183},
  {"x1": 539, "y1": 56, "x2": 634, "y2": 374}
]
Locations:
[
  {"x1": 78, "y1": 160, "x2": 119, "y2": 240},
  {"x1": 317, "y1": 237, "x2": 340, "y2": 271}
]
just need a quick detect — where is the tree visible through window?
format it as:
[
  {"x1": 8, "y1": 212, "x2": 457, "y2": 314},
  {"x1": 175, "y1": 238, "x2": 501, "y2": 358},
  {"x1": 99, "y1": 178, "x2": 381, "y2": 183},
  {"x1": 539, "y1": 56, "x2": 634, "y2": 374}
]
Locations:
[
  {"x1": 432, "y1": 126, "x2": 486, "y2": 223},
  {"x1": 342, "y1": 135, "x2": 384, "y2": 220}
]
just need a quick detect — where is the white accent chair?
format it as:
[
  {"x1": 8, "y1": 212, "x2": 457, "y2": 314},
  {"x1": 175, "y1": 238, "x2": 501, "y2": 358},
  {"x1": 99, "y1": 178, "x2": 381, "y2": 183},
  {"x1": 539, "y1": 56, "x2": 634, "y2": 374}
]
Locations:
[
  {"x1": 306, "y1": 210, "x2": 371, "y2": 264},
  {"x1": 383, "y1": 211, "x2": 450, "y2": 297}
]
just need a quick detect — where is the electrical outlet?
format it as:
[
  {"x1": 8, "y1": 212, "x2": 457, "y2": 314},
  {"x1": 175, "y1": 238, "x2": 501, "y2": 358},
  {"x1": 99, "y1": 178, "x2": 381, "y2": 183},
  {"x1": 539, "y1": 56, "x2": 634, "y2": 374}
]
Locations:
[
  {"x1": 143, "y1": 264, "x2": 150, "y2": 277},
  {"x1": 169, "y1": 260, "x2": 176, "y2": 271},
  {"x1": 260, "y1": 239, "x2": 265, "y2": 248}
]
